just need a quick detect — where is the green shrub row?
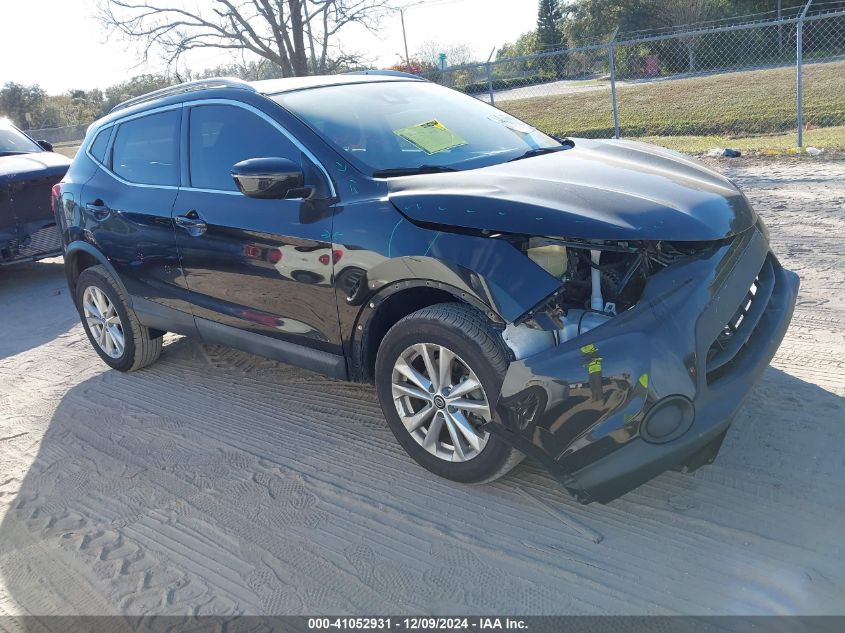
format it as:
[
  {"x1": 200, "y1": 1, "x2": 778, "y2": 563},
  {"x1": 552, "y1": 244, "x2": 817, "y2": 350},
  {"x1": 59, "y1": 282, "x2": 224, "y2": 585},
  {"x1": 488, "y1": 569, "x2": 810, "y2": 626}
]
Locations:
[{"x1": 459, "y1": 74, "x2": 549, "y2": 94}]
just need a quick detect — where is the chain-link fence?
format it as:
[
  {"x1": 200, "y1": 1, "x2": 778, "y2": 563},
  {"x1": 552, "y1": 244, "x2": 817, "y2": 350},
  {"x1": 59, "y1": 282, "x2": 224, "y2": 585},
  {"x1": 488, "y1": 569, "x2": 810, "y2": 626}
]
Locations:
[
  {"x1": 24, "y1": 123, "x2": 88, "y2": 145},
  {"x1": 426, "y1": 2, "x2": 845, "y2": 152}
]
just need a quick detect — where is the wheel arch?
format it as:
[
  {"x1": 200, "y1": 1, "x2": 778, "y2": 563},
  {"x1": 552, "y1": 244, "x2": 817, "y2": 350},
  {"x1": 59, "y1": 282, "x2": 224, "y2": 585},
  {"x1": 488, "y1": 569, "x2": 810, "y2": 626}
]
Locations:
[
  {"x1": 64, "y1": 241, "x2": 128, "y2": 301},
  {"x1": 349, "y1": 278, "x2": 504, "y2": 383}
]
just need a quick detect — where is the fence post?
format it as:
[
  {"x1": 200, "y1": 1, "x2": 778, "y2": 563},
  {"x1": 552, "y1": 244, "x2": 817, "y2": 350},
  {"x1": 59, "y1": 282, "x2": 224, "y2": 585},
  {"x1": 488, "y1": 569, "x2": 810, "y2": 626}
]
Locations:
[
  {"x1": 486, "y1": 47, "x2": 496, "y2": 106},
  {"x1": 796, "y1": 0, "x2": 814, "y2": 147},
  {"x1": 608, "y1": 28, "x2": 621, "y2": 139}
]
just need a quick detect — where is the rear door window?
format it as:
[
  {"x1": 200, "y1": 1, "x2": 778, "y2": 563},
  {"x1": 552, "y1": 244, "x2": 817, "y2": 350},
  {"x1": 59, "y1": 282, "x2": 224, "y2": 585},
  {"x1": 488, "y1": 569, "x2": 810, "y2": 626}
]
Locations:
[
  {"x1": 112, "y1": 110, "x2": 181, "y2": 186},
  {"x1": 188, "y1": 104, "x2": 298, "y2": 191}
]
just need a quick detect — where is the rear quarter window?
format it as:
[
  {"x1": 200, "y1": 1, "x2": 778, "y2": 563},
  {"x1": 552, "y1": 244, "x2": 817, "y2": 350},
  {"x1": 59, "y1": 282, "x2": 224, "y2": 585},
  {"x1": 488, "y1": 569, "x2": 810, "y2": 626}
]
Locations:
[
  {"x1": 88, "y1": 127, "x2": 112, "y2": 164},
  {"x1": 112, "y1": 109, "x2": 181, "y2": 186}
]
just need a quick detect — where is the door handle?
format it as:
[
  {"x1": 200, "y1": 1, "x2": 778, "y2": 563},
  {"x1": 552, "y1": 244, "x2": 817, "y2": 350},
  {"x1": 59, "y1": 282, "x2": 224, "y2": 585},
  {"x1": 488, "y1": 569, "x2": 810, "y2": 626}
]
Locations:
[
  {"x1": 174, "y1": 211, "x2": 208, "y2": 236},
  {"x1": 85, "y1": 201, "x2": 111, "y2": 220}
]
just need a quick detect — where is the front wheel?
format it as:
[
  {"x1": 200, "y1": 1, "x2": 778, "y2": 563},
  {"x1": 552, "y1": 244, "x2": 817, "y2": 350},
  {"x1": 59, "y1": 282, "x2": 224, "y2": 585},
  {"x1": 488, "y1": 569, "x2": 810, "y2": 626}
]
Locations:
[{"x1": 375, "y1": 303, "x2": 523, "y2": 484}]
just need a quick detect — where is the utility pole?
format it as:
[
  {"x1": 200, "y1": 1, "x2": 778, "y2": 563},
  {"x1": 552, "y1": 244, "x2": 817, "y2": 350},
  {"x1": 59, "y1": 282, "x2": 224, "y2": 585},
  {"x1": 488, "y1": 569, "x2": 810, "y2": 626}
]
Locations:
[
  {"x1": 399, "y1": 7, "x2": 411, "y2": 67},
  {"x1": 396, "y1": 1, "x2": 429, "y2": 68}
]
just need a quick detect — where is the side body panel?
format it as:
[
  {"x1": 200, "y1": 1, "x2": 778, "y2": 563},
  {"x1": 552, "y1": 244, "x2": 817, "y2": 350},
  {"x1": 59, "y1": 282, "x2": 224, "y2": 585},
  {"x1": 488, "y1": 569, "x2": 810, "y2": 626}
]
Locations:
[
  {"x1": 60, "y1": 108, "x2": 196, "y2": 335},
  {"x1": 172, "y1": 99, "x2": 342, "y2": 355},
  {"x1": 172, "y1": 190, "x2": 341, "y2": 352},
  {"x1": 78, "y1": 124, "x2": 192, "y2": 319}
]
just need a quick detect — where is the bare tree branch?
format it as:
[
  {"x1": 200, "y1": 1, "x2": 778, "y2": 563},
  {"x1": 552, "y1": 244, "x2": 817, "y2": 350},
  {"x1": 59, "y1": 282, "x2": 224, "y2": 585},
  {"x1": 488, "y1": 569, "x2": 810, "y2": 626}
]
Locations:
[{"x1": 98, "y1": 0, "x2": 393, "y2": 77}]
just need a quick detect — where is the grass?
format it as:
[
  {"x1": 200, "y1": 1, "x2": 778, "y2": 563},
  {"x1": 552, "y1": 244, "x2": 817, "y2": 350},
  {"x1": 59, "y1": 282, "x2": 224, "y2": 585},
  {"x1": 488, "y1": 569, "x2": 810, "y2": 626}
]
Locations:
[
  {"x1": 53, "y1": 141, "x2": 80, "y2": 159},
  {"x1": 500, "y1": 60, "x2": 845, "y2": 153},
  {"x1": 638, "y1": 126, "x2": 845, "y2": 154}
]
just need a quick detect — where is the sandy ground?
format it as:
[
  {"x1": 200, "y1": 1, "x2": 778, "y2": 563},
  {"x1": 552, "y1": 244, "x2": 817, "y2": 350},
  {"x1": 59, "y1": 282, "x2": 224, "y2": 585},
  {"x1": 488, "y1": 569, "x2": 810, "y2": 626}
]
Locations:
[{"x1": 0, "y1": 158, "x2": 843, "y2": 617}]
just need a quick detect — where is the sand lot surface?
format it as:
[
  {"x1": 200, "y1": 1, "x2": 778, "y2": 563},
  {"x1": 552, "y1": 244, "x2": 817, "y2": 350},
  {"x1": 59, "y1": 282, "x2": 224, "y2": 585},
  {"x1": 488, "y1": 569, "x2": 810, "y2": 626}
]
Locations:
[{"x1": 0, "y1": 158, "x2": 843, "y2": 617}]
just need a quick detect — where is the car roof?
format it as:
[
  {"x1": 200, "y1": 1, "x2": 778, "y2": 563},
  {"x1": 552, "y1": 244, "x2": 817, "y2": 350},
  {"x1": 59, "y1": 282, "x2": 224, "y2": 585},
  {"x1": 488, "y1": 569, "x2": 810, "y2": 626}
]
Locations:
[
  {"x1": 89, "y1": 71, "x2": 426, "y2": 134},
  {"x1": 107, "y1": 72, "x2": 423, "y2": 115}
]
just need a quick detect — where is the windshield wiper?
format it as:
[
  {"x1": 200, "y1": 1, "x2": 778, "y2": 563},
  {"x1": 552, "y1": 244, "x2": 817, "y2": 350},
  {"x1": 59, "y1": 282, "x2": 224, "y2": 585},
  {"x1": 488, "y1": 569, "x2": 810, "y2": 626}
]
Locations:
[
  {"x1": 372, "y1": 165, "x2": 458, "y2": 178},
  {"x1": 507, "y1": 143, "x2": 573, "y2": 163}
]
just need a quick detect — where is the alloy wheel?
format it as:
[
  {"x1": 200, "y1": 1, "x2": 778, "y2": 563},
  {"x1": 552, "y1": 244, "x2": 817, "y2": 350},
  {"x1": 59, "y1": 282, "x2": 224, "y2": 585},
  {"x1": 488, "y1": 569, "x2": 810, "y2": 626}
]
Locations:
[
  {"x1": 391, "y1": 343, "x2": 491, "y2": 462},
  {"x1": 82, "y1": 286, "x2": 125, "y2": 359}
]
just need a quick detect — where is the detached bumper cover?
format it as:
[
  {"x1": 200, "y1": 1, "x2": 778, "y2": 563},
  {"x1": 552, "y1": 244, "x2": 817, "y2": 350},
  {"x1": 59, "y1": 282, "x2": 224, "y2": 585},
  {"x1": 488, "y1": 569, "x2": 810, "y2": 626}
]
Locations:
[{"x1": 491, "y1": 226, "x2": 799, "y2": 503}]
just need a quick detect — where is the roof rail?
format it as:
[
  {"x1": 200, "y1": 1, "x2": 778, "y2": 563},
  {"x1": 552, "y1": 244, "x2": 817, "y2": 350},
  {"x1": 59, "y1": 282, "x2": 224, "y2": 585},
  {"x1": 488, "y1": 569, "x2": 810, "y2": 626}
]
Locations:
[
  {"x1": 345, "y1": 70, "x2": 425, "y2": 80},
  {"x1": 110, "y1": 77, "x2": 256, "y2": 113}
]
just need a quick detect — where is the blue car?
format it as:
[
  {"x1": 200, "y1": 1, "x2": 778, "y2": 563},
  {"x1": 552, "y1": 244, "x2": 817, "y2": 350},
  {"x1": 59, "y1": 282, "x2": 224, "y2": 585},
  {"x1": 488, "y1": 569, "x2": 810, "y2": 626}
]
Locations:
[{"x1": 54, "y1": 74, "x2": 798, "y2": 503}]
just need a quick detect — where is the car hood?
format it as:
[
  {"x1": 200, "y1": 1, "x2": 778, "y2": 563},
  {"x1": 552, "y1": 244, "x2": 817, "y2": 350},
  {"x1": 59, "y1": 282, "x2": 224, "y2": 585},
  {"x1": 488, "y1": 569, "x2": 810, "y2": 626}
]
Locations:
[
  {"x1": 0, "y1": 151, "x2": 71, "y2": 185},
  {"x1": 387, "y1": 138, "x2": 756, "y2": 241}
]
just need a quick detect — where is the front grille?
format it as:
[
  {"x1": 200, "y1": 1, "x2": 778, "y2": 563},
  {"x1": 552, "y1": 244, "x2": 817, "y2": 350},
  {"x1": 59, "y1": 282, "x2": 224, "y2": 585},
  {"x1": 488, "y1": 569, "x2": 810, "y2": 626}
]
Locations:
[{"x1": 706, "y1": 255, "x2": 775, "y2": 384}]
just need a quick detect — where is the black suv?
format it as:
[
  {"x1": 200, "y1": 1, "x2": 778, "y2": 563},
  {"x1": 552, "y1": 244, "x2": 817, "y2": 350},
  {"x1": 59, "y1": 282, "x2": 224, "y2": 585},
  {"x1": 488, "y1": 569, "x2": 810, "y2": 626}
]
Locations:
[{"x1": 55, "y1": 73, "x2": 798, "y2": 503}]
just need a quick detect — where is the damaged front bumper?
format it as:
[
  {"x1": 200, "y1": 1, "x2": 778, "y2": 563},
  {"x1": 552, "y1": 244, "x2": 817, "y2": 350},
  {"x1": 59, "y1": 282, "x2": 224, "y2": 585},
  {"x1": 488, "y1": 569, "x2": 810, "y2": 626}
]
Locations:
[
  {"x1": 0, "y1": 219, "x2": 63, "y2": 265},
  {"x1": 490, "y1": 226, "x2": 799, "y2": 503}
]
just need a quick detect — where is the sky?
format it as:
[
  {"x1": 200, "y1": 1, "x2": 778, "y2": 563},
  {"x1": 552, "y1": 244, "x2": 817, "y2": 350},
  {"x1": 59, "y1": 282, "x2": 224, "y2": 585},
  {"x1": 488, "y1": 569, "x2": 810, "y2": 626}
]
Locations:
[{"x1": 0, "y1": 0, "x2": 538, "y2": 94}]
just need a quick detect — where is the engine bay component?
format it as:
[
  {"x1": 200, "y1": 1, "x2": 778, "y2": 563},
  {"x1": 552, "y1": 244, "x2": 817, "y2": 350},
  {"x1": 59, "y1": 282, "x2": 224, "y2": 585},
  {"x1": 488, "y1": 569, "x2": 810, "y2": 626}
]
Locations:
[
  {"x1": 526, "y1": 238, "x2": 568, "y2": 278},
  {"x1": 590, "y1": 249, "x2": 603, "y2": 311},
  {"x1": 510, "y1": 235, "x2": 731, "y2": 327},
  {"x1": 502, "y1": 322, "x2": 556, "y2": 360},
  {"x1": 558, "y1": 309, "x2": 613, "y2": 343},
  {"x1": 510, "y1": 236, "x2": 647, "y2": 321},
  {"x1": 501, "y1": 235, "x2": 734, "y2": 360}
]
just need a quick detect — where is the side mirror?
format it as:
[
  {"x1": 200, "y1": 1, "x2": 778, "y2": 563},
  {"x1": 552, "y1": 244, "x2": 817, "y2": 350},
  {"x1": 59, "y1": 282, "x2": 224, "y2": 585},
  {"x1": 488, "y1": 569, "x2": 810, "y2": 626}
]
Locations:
[
  {"x1": 231, "y1": 157, "x2": 306, "y2": 199},
  {"x1": 37, "y1": 140, "x2": 54, "y2": 152}
]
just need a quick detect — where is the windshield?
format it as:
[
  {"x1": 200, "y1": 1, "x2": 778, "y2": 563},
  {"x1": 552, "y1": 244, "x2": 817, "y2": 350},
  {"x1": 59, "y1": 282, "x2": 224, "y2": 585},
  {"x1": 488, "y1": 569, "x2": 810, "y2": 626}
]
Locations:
[
  {"x1": 274, "y1": 81, "x2": 561, "y2": 175},
  {"x1": 0, "y1": 123, "x2": 42, "y2": 156}
]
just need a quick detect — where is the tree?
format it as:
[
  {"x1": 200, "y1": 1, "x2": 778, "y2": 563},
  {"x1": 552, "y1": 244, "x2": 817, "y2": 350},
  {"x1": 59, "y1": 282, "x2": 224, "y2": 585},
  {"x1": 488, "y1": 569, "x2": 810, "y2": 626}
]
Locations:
[
  {"x1": 496, "y1": 31, "x2": 542, "y2": 77},
  {"x1": 497, "y1": 31, "x2": 540, "y2": 60},
  {"x1": 561, "y1": 0, "x2": 791, "y2": 45},
  {"x1": 0, "y1": 83, "x2": 46, "y2": 129},
  {"x1": 537, "y1": 0, "x2": 564, "y2": 51},
  {"x1": 415, "y1": 41, "x2": 477, "y2": 69},
  {"x1": 98, "y1": 0, "x2": 392, "y2": 77},
  {"x1": 190, "y1": 59, "x2": 286, "y2": 81},
  {"x1": 388, "y1": 57, "x2": 434, "y2": 75},
  {"x1": 536, "y1": 0, "x2": 566, "y2": 77},
  {"x1": 655, "y1": 0, "x2": 724, "y2": 72},
  {"x1": 101, "y1": 74, "x2": 174, "y2": 114}
]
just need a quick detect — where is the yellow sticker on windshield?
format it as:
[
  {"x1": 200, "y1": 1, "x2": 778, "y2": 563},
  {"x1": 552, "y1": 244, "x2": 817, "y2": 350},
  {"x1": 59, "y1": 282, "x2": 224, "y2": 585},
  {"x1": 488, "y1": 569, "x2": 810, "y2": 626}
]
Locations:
[{"x1": 394, "y1": 119, "x2": 468, "y2": 155}]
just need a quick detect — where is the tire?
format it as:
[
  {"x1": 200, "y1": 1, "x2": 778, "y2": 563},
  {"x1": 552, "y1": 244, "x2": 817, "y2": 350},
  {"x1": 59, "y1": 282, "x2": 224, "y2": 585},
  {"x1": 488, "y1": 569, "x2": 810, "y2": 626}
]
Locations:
[
  {"x1": 75, "y1": 265, "x2": 162, "y2": 372},
  {"x1": 375, "y1": 302, "x2": 524, "y2": 484}
]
